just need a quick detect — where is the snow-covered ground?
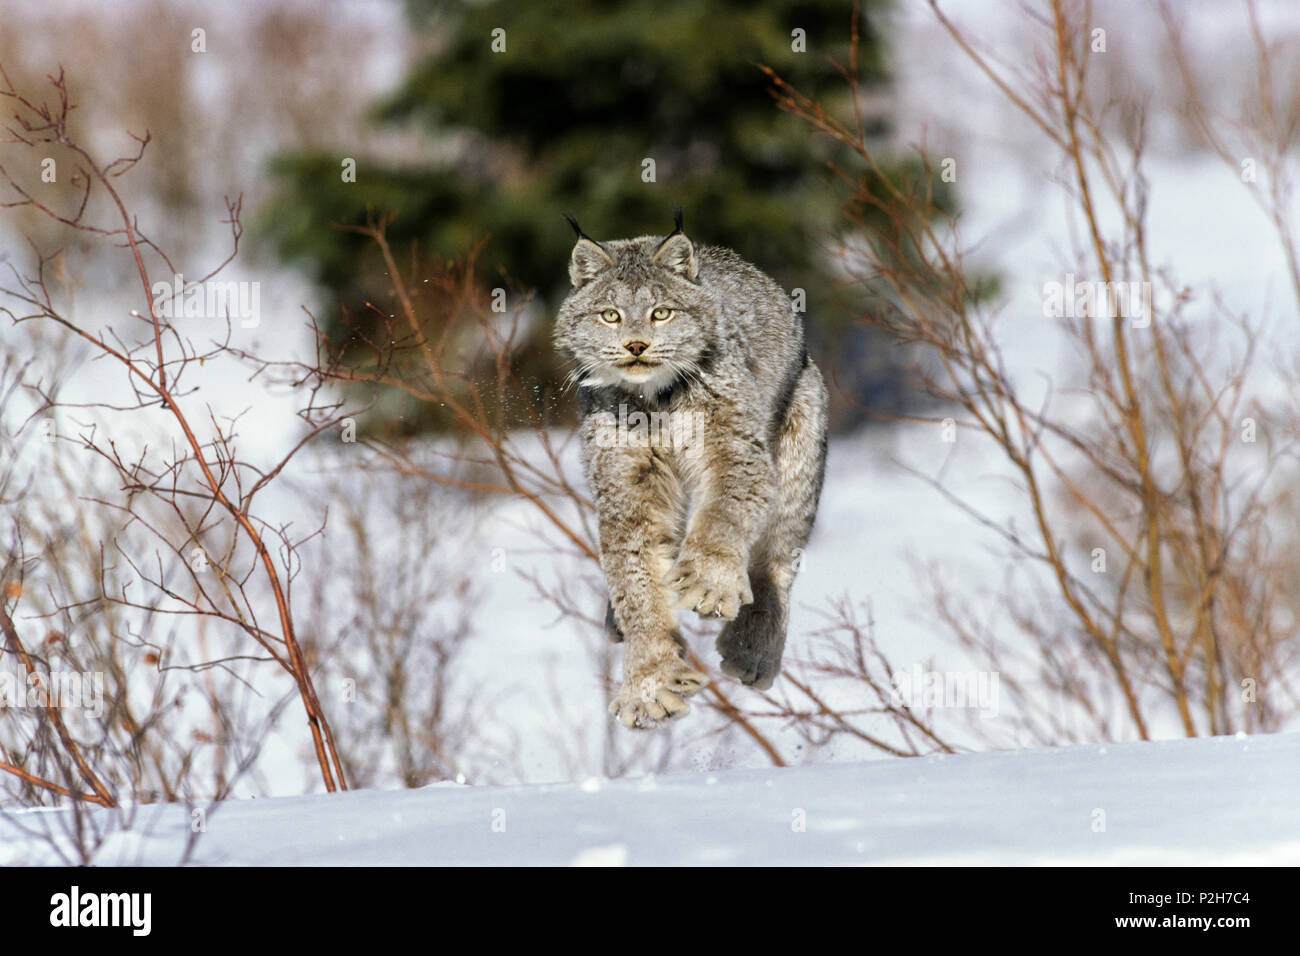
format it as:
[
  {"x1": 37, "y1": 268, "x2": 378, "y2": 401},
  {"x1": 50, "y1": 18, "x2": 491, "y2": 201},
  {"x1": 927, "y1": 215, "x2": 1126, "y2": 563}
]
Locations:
[
  {"x1": 4, "y1": 0, "x2": 1300, "y2": 861},
  {"x1": 3, "y1": 731, "x2": 1297, "y2": 865}
]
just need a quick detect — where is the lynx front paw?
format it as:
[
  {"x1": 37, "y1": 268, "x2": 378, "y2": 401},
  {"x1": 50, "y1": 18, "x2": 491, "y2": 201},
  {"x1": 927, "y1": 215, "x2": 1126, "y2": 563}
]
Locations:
[
  {"x1": 609, "y1": 661, "x2": 707, "y2": 730},
  {"x1": 665, "y1": 548, "x2": 753, "y2": 620}
]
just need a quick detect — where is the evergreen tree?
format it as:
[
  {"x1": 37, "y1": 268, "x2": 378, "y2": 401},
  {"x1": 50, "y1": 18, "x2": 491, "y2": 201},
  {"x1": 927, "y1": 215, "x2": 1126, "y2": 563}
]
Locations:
[{"x1": 262, "y1": 0, "x2": 950, "y2": 432}]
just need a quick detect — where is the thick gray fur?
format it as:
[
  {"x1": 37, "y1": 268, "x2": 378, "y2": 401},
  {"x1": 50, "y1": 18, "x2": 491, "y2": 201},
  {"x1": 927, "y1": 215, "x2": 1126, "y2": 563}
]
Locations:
[{"x1": 554, "y1": 214, "x2": 828, "y2": 729}]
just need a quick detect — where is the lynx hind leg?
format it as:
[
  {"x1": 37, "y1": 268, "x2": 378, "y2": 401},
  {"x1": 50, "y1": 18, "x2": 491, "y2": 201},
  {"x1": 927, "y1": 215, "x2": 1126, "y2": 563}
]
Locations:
[
  {"x1": 718, "y1": 362, "x2": 828, "y2": 689},
  {"x1": 603, "y1": 602, "x2": 624, "y2": 643},
  {"x1": 717, "y1": 568, "x2": 786, "y2": 688}
]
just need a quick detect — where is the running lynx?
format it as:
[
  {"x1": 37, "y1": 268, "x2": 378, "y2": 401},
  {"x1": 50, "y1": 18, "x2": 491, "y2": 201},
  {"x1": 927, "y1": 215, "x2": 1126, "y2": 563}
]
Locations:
[{"x1": 554, "y1": 210, "x2": 828, "y2": 729}]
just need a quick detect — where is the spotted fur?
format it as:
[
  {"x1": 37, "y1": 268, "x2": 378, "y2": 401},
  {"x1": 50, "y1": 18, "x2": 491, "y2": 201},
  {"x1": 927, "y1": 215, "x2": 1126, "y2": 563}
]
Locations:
[{"x1": 554, "y1": 214, "x2": 829, "y2": 729}]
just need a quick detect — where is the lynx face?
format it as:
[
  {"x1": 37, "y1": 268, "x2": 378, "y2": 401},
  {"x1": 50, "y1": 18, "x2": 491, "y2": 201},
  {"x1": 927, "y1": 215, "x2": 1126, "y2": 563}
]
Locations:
[{"x1": 554, "y1": 227, "x2": 718, "y2": 397}]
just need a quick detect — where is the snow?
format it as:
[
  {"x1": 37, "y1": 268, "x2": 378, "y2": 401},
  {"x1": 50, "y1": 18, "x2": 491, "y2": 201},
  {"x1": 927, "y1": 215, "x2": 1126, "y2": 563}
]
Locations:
[
  {"x1": 4, "y1": 0, "x2": 1300, "y2": 858},
  {"x1": 4, "y1": 732, "x2": 1298, "y2": 865}
]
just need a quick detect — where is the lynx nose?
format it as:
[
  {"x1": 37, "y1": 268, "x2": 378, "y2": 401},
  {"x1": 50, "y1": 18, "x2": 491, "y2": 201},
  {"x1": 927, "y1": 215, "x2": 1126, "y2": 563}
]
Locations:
[{"x1": 624, "y1": 340, "x2": 649, "y2": 357}]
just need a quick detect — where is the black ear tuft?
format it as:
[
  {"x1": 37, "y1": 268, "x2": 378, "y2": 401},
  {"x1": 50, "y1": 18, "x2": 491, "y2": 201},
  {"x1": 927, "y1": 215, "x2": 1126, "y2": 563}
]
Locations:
[
  {"x1": 655, "y1": 205, "x2": 687, "y2": 257},
  {"x1": 651, "y1": 207, "x2": 697, "y2": 281},
  {"x1": 561, "y1": 212, "x2": 586, "y2": 241},
  {"x1": 566, "y1": 214, "x2": 615, "y2": 289}
]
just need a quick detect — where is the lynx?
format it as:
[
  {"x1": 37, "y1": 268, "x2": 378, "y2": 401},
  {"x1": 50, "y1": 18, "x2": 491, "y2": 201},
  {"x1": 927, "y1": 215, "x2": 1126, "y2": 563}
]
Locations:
[{"x1": 554, "y1": 210, "x2": 829, "y2": 729}]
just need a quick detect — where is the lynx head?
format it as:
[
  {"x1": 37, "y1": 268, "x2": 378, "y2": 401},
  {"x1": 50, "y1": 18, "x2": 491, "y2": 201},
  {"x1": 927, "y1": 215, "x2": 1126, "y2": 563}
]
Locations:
[{"x1": 554, "y1": 209, "x2": 718, "y2": 397}]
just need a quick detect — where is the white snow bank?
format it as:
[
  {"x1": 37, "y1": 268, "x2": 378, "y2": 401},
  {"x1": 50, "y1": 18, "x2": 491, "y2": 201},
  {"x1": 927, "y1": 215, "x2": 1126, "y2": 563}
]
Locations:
[{"x1": 3, "y1": 731, "x2": 1296, "y2": 866}]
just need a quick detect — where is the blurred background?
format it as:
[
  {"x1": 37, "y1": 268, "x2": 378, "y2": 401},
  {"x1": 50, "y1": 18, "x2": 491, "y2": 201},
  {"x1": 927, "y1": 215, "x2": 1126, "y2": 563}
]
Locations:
[{"x1": 2, "y1": 0, "x2": 1299, "y2": 811}]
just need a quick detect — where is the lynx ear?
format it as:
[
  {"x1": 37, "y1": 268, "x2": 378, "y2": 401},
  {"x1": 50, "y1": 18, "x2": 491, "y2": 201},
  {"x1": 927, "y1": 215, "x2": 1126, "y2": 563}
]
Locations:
[
  {"x1": 562, "y1": 213, "x2": 614, "y2": 289},
  {"x1": 652, "y1": 208, "x2": 697, "y2": 281},
  {"x1": 569, "y1": 238, "x2": 614, "y2": 289}
]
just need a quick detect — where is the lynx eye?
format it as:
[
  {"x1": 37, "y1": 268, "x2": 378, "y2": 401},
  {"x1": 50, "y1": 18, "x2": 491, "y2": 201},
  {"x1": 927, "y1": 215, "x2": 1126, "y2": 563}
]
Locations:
[
  {"x1": 598, "y1": 308, "x2": 622, "y2": 325},
  {"x1": 650, "y1": 306, "x2": 674, "y2": 322}
]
